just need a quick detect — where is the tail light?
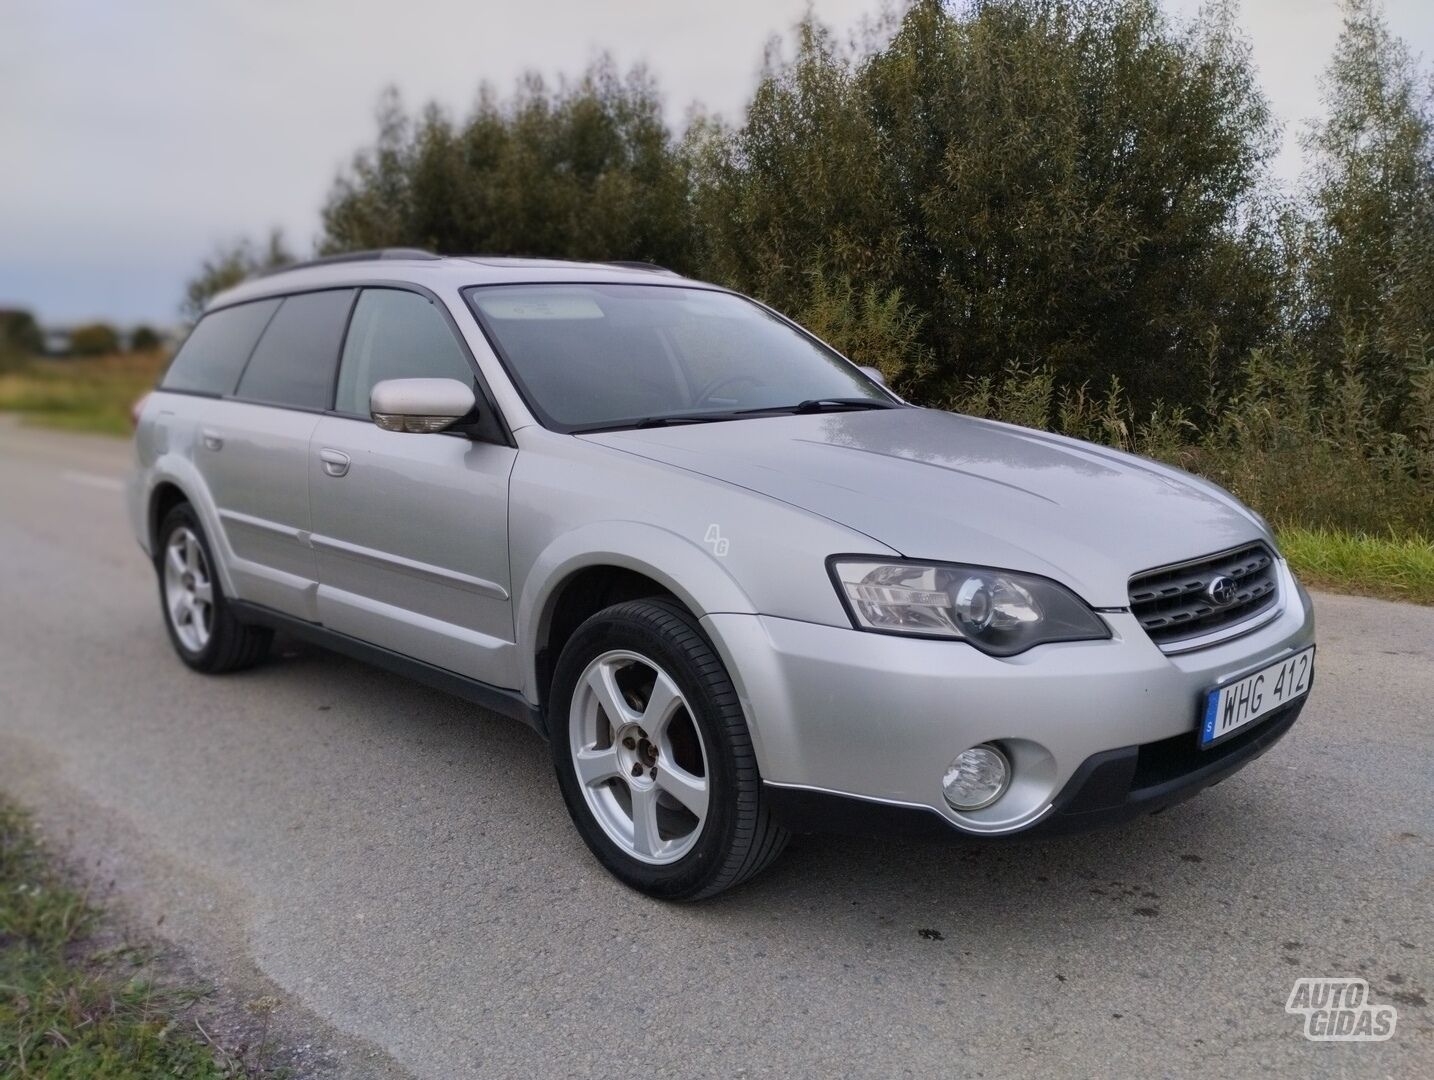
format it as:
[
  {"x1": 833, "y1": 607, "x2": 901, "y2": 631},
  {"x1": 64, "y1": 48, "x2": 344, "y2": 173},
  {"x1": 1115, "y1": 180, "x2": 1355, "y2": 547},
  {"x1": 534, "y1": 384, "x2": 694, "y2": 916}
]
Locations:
[{"x1": 130, "y1": 391, "x2": 152, "y2": 430}]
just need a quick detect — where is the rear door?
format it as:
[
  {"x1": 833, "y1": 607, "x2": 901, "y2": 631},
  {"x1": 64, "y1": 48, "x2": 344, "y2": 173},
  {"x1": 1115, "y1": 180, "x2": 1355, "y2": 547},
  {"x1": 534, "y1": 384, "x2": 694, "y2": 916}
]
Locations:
[
  {"x1": 308, "y1": 287, "x2": 519, "y2": 687},
  {"x1": 199, "y1": 289, "x2": 355, "y2": 620}
]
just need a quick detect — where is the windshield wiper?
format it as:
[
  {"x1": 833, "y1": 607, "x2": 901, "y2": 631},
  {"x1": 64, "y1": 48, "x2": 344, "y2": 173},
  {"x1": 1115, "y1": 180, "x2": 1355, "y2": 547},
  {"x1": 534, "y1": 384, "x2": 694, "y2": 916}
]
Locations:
[
  {"x1": 631, "y1": 413, "x2": 736, "y2": 429},
  {"x1": 570, "y1": 412, "x2": 740, "y2": 432},
  {"x1": 789, "y1": 397, "x2": 900, "y2": 414},
  {"x1": 575, "y1": 398, "x2": 899, "y2": 433},
  {"x1": 715, "y1": 397, "x2": 900, "y2": 419}
]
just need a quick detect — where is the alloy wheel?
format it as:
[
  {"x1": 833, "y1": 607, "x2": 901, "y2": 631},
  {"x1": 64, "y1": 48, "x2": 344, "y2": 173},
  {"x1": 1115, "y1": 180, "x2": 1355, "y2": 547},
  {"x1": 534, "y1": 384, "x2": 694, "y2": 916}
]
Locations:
[
  {"x1": 568, "y1": 649, "x2": 710, "y2": 865},
  {"x1": 163, "y1": 526, "x2": 214, "y2": 653}
]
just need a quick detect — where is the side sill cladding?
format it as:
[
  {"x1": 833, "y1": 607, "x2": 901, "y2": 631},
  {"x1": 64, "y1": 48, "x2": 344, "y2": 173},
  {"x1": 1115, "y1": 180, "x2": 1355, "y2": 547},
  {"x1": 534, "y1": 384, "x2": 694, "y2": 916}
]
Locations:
[{"x1": 230, "y1": 600, "x2": 543, "y2": 731}]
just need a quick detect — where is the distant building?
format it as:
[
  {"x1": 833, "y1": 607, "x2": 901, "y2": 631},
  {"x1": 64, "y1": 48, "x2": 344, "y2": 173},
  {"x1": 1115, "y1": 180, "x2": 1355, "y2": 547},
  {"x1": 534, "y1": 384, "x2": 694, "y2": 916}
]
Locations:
[{"x1": 43, "y1": 327, "x2": 73, "y2": 354}]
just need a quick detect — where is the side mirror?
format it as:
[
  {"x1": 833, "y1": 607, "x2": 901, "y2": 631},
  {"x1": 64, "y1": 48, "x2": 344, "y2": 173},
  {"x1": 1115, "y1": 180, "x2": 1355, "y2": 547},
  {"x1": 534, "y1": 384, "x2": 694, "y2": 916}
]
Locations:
[
  {"x1": 860, "y1": 365, "x2": 887, "y2": 386},
  {"x1": 370, "y1": 378, "x2": 477, "y2": 433}
]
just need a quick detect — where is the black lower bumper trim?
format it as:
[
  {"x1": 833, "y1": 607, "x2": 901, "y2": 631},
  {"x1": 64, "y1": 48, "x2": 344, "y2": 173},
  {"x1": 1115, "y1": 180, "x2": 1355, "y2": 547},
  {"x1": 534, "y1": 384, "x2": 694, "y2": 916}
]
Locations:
[{"x1": 764, "y1": 698, "x2": 1305, "y2": 841}]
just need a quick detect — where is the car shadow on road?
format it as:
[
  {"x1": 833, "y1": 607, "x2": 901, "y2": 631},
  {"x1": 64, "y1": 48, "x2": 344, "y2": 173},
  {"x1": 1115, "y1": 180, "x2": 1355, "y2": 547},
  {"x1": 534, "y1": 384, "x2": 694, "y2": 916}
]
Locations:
[
  {"x1": 751, "y1": 794, "x2": 1260, "y2": 908},
  {"x1": 691, "y1": 785, "x2": 1322, "y2": 971}
]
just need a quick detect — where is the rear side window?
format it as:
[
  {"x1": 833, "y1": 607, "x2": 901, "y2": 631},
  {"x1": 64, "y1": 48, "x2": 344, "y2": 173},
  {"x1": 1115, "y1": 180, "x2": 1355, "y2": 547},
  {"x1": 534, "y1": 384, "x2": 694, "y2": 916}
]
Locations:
[
  {"x1": 235, "y1": 289, "x2": 355, "y2": 409},
  {"x1": 334, "y1": 289, "x2": 473, "y2": 416},
  {"x1": 161, "y1": 299, "x2": 280, "y2": 395}
]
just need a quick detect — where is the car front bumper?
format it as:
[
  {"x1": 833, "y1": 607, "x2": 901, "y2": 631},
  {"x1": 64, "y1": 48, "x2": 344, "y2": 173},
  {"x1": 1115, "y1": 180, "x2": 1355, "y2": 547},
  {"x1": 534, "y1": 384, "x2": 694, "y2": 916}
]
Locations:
[{"x1": 702, "y1": 559, "x2": 1315, "y2": 838}]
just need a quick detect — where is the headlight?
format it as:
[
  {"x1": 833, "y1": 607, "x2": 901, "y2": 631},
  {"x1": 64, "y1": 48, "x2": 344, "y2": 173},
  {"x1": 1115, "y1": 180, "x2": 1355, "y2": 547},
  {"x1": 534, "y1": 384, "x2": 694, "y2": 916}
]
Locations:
[{"x1": 828, "y1": 557, "x2": 1110, "y2": 656}]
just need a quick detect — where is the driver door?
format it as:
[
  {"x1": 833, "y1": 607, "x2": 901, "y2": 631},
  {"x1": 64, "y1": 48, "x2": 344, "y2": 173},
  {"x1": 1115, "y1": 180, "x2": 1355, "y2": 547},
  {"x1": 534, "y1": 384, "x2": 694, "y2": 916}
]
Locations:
[{"x1": 308, "y1": 287, "x2": 519, "y2": 688}]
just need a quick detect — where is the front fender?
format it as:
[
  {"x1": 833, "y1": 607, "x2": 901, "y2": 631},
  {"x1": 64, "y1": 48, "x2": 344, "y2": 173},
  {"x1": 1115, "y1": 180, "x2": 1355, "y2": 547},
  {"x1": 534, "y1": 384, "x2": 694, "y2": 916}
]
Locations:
[{"x1": 516, "y1": 520, "x2": 756, "y2": 699}]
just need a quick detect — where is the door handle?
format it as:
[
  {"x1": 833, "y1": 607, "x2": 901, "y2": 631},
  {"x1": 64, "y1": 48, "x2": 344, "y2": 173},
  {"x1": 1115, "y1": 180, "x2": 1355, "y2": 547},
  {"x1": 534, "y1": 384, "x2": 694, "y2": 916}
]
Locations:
[
  {"x1": 318, "y1": 448, "x2": 351, "y2": 478},
  {"x1": 200, "y1": 429, "x2": 223, "y2": 451}
]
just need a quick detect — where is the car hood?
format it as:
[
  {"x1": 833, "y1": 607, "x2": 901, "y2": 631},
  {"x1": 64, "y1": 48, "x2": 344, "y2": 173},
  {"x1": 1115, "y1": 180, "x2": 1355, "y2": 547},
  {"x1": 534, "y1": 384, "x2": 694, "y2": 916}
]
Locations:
[{"x1": 582, "y1": 407, "x2": 1269, "y2": 607}]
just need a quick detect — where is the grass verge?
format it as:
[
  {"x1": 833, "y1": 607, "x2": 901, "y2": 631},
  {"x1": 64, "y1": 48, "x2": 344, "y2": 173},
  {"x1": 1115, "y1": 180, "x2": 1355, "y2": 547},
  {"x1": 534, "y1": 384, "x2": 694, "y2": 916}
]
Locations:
[
  {"x1": 0, "y1": 353, "x2": 166, "y2": 436},
  {"x1": 0, "y1": 797, "x2": 279, "y2": 1078},
  {"x1": 1279, "y1": 526, "x2": 1434, "y2": 606}
]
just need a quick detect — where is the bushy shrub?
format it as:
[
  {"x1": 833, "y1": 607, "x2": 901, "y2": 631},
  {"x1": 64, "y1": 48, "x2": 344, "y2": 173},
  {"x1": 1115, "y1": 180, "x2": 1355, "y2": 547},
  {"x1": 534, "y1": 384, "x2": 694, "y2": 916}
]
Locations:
[
  {"x1": 941, "y1": 333, "x2": 1434, "y2": 535},
  {"x1": 0, "y1": 308, "x2": 43, "y2": 356},
  {"x1": 691, "y1": 0, "x2": 1280, "y2": 411},
  {"x1": 67, "y1": 323, "x2": 120, "y2": 357},
  {"x1": 129, "y1": 325, "x2": 162, "y2": 352},
  {"x1": 791, "y1": 272, "x2": 933, "y2": 394}
]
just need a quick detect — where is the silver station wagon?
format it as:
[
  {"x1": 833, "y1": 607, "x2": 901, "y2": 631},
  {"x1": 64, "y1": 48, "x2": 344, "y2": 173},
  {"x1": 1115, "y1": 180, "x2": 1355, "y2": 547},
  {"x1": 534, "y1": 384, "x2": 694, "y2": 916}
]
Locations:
[{"x1": 130, "y1": 250, "x2": 1316, "y2": 899}]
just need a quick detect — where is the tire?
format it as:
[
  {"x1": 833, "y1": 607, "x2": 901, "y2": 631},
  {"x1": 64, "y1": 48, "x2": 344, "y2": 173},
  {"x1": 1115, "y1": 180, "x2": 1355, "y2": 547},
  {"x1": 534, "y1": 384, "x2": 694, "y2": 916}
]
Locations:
[
  {"x1": 155, "y1": 503, "x2": 272, "y2": 674},
  {"x1": 550, "y1": 598, "x2": 789, "y2": 900}
]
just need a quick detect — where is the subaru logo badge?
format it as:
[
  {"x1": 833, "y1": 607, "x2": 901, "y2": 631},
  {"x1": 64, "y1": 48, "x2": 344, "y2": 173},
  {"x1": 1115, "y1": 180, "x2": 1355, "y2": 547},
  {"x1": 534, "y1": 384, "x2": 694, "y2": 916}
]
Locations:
[{"x1": 1205, "y1": 575, "x2": 1238, "y2": 607}]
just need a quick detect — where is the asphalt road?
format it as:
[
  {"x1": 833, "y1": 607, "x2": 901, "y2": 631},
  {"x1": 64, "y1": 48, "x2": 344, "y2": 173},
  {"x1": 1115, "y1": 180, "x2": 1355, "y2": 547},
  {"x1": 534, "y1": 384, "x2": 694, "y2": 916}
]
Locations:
[{"x1": 1, "y1": 416, "x2": 1430, "y2": 1079}]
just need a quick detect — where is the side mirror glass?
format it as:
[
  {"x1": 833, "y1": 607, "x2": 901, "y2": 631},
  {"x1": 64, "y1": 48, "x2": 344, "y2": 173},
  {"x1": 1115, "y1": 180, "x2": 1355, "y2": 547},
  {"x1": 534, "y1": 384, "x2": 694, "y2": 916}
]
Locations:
[
  {"x1": 370, "y1": 378, "x2": 477, "y2": 433},
  {"x1": 860, "y1": 365, "x2": 886, "y2": 386}
]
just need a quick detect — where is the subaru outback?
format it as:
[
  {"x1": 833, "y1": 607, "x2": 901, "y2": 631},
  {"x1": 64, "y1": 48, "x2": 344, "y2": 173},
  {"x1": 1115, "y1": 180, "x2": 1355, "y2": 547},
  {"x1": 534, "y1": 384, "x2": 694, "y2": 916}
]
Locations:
[{"x1": 129, "y1": 250, "x2": 1316, "y2": 899}]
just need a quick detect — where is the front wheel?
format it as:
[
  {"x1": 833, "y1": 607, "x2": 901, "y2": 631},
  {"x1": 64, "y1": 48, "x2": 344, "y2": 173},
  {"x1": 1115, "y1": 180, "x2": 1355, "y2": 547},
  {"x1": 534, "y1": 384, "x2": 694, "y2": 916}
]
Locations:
[{"x1": 550, "y1": 599, "x2": 788, "y2": 900}]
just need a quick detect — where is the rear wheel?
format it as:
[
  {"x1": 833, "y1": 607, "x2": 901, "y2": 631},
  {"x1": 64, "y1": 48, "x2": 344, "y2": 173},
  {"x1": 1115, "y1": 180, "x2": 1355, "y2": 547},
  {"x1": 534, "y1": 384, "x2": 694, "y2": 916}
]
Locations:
[
  {"x1": 550, "y1": 599, "x2": 788, "y2": 900},
  {"x1": 156, "y1": 503, "x2": 271, "y2": 673}
]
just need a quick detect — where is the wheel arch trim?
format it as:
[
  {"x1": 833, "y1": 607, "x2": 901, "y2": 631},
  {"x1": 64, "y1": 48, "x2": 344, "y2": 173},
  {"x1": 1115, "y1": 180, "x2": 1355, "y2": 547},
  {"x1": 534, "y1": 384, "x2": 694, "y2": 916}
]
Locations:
[
  {"x1": 517, "y1": 521, "x2": 757, "y2": 704},
  {"x1": 143, "y1": 458, "x2": 241, "y2": 600}
]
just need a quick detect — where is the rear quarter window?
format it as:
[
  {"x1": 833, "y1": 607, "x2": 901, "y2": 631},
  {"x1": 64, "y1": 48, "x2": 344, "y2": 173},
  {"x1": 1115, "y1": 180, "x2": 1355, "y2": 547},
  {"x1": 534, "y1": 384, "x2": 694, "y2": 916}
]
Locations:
[
  {"x1": 234, "y1": 289, "x2": 355, "y2": 410},
  {"x1": 160, "y1": 299, "x2": 280, "y2": 395}
]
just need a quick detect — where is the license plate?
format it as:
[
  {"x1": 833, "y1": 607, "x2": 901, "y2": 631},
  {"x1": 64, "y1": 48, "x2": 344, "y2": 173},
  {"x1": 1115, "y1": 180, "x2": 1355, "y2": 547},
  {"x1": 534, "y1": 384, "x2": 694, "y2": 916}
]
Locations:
[{"x1": 1200, "y1": 646, "x2": 1314, "y2": 748}]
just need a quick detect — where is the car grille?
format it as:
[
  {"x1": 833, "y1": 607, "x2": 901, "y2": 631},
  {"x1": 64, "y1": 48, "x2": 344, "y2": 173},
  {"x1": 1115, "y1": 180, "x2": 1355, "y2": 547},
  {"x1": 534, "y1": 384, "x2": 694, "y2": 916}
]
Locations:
[{"x1": 1128, "y1": 541, "x2": 1279, "y2": 647}]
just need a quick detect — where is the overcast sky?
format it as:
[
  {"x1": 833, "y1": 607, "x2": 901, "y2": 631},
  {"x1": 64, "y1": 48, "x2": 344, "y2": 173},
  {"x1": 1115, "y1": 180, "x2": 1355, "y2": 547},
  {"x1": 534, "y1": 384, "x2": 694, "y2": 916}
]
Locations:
[{"x1": 2, "y1": 0, "x2": 1431, "y2": 327}]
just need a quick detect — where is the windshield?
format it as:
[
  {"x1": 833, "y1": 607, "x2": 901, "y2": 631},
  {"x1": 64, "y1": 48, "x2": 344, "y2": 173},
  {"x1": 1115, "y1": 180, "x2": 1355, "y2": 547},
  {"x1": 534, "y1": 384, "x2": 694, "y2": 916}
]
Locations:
[{"x1": 463, "y1": 283, "x2": 893, "y2": 432}]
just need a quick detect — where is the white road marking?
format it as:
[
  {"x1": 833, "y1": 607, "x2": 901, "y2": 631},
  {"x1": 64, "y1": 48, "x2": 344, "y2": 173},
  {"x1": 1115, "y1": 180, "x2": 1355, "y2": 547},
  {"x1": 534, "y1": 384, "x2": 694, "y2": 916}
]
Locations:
[{"x1": 61, "y1": 470, "x2": 124, "y2": 493}]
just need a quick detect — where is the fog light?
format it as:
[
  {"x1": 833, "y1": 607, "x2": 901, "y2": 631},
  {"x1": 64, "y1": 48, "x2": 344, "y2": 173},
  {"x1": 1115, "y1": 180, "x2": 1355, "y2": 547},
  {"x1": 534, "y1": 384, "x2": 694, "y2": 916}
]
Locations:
[{"x1": 942, "y1": 744, "x2": 1011, "y2": 811}]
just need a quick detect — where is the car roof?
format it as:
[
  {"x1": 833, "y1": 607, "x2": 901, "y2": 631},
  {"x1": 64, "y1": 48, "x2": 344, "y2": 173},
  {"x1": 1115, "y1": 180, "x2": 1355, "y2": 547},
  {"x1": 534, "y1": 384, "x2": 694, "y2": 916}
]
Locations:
[{"x1": 208, "y1": 251, "x2": 703, "y2": 311}]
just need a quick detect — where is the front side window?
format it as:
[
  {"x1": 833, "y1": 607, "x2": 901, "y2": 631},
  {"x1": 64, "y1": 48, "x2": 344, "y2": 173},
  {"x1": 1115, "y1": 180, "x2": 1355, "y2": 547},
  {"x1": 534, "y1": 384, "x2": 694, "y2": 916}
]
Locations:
[
  {"x1": 334, "y1": 289, "x2": 473, "y2": 416},
  {"x1": 161, "y1": 299, "x2": 280, "y2": 395},
  {"x1": 234, "y1": 289, "x2": 355, "y2": 410},
  {"x1": 464, "y1": 284, "x2": 891, "y2": 431}
]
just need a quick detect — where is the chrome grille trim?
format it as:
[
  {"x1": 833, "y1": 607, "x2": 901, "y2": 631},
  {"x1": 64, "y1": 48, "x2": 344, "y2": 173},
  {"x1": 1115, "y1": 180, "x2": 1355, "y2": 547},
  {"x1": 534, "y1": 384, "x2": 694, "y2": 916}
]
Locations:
[{"x1": 1128, "y1": 541, "x2": 1280, "y2": 649}]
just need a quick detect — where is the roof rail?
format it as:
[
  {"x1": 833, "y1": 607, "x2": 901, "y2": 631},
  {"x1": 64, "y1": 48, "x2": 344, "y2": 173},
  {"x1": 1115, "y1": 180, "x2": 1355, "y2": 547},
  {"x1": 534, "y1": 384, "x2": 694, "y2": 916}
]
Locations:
[
  {"x1": 605, "y1": 260, "x2": 678, "y2": 275},
  {"x1": 256, "y1": 248, "x2": 441, "y2": 278}
]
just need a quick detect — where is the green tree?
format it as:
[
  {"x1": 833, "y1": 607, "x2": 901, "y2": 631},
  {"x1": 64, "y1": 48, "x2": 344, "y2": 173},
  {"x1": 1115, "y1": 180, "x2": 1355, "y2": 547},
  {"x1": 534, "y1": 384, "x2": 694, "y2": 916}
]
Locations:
[
  {"x1": 129, "y1": 324, "x2": 162, "y2": 351},
  {"x1": 181, "y1": 229, "x2": 294, "y2": 321},
  {"x1": 687, "y1": 19, "x2": 904, "y2": 313},
  {"x1": 1299, "y1": 0, "x2": 1434, "y2": 432},
  {"x1": 689, "y1": 0, "x2": 1281, "y2": 409},
  {"x1": 0, "y1": 308, "x2": 44, "y2": 355},
  {"x1": 321, "y1": 60, "x2": 694, "y2": 269},
  {"x1": 68, "y1": 322, "x2": 121, "y2": 356}
]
